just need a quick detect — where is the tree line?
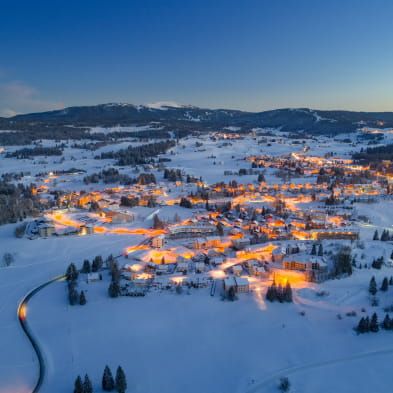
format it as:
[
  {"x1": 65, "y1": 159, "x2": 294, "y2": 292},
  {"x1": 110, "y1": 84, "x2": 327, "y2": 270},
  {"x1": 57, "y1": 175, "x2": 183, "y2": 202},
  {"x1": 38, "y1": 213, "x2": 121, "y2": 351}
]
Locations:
[
  {"x1": 98, "y1": 140, "x2": 176, "y2": 166},
  {"x1": 74, "y1": 365, "x2": 127, "y2": 393}
]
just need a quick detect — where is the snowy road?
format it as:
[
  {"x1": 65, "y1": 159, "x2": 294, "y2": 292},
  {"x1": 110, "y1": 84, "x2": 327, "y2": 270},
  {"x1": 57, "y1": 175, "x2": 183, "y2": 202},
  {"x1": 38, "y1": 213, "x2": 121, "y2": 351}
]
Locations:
[{"x1": 17, "y1": 275, "x2": 66, "y2": 393}]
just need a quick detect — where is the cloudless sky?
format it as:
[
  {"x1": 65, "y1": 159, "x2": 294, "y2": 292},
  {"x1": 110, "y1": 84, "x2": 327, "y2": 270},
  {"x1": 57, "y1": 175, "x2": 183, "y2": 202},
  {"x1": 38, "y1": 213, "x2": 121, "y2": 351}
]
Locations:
[{"x1": 1, "y1": 0, "x2": 393, "y2": 115}]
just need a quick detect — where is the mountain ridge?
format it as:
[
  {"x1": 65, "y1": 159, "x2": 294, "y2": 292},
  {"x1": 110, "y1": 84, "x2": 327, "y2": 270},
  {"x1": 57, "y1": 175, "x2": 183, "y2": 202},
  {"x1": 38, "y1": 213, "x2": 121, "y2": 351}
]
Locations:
[{"x1": 3, "y1": 103, "x2": 393, "y2": 135}]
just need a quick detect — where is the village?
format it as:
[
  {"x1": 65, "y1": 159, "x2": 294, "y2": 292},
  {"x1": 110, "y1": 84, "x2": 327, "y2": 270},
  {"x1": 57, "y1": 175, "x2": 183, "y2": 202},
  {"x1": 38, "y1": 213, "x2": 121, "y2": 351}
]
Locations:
[
  {"x1": 17, "y1": 129, "x2": 393, "y2": 304},
  {"x1": 3, "y1": 126, "x2": 393, "y2": 393}
]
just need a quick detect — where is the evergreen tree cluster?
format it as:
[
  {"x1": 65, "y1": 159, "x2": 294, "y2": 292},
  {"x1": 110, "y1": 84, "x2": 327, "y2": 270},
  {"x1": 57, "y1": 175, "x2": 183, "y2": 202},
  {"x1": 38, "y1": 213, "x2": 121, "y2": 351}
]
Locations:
[
  {"x1": 179, "y1": 197, "x2": 192, "y2": 208},
  {"x1": 333, "y1": 246, "x2": 352, "y2": 276},
  {"x1": 371, "y1": 256, "x2": 384, "y2": 270},
  {"x1": 369, "y1": 275, "x2": 393, "y2": 295},
  {"x1": 6, "y1": 146, "x2": 63, "y2": 158},
  {"x1": 74, "y1": 365, "x2": 127, "y2": 393},
  {"x1": 310, "y1": 243, "x2": 324, "y2": 256},
  {"x1": 266, "y1": 281, "x2": 293, "y2": 303},
  {"x1": 356, "y1": 312, "x2": 393, "y2": 334},
  {"x1": 163, "y1": 168, "x2": 183, "y2": 182},
  {"x1": 373, "y1": 229, "x2": 393, "y2": 241},
  {"x1": 120, "y1": 196, "x2": 139, "y2": 208},
  {"x1": 356, "y1": 313, "x2": 379, "y2": 334},
  {"x1": 99, "y1": 140, "x2": 176, "y2": 166},
  {"x1": 66, "y1": 263, "x2": 87, "y2": 306},
  {"x1": 92, "y1": 255, "x2": 104, "y2": 272},
  {"x1": 152, "y1": 214, "x2": 165, "y2": 229},
  {"x1": 0, "y1": 181, "x2": 48, "y2": 225}
]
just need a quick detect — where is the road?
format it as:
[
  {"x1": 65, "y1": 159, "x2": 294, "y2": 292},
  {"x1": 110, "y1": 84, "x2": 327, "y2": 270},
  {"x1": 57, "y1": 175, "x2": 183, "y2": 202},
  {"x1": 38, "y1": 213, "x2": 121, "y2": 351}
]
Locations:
[{"x1": 17, "y1": 275, "x2": 66, "y2": 393}]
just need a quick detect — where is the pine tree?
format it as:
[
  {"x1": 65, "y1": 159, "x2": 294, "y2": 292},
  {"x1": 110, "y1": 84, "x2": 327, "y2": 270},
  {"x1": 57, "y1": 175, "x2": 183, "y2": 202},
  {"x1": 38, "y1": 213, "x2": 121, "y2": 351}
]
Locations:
[
  {"x1": 81, "y1": 259, "x2": 91, "y2": 273},
  {"x1": 357, "y1": 317, "x2": 366, "y2": 333},
  {"x1": 382, "y1": 314, "x2": 391, "y2": 330},
  {"x1": 74, "y1": 375, "x2": 83, "y2": 393},
  {"x1": 318, "y1": 244, "x2": 323, "y2": 256},
  {"x1": 390, "y1": 251, "x2": 393, "y2": 260},
  {"x1": 311, "y1": 244, "x2": 317, "y2": 255},
  {"x1": 109, "y1": 281, "x2": 120, "y2": 298},
  {"x1": 66, "y1": 263, "x2": 79, "y2": 281},
  {"x1": 79, "y1": 290, "x2": 87, "y2": 305},
  {"x1": 92, "y1": 255, "x2": 103, "y2": 272},
  {"x1": 102, "y1": 365, "x2": 115, "y2": 391},
  {"x1": 284, "y1": 282, "x2": 293, "y2": 302},
  {"x1": 115, "y1": 366, "x2": 127, "y2": 393},
  {"x1": 111, "y1": 261, "x2": 120, "y2": 281},
  {"x1": 381, "y1": 277, "x2": 389, "y2": 291},
  {"x1": 364, "y1": 316, "x2": 370, "y2": 332},
  {"x1": 266, "y1": 281, "x2": 278, "y2": 302},
  {"x1": 370, "y1": 313, "x2": 379, "y2": 332},
  {"x1": 276, "y1": 284, "x2": 284, "y2": 303},
  {"x1": 390, "y1": 276, "x2": 393, "y2": 286},
  {"x1": 369, "y1": 276, "x2": 377, "y2": 295},
  {"x1": 373, "y1": 230, "x2": 379, "y2": 240},
  {"x1": 83, "y1": 374, "x2": 93, "y2": 393}
]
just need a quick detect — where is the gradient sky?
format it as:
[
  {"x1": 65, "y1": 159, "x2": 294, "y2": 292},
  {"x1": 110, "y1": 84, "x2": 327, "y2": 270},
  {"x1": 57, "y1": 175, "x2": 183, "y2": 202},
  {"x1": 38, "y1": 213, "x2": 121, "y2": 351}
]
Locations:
[{"x1": 1, "y1": 0, "x2": 393, "y2": 116}]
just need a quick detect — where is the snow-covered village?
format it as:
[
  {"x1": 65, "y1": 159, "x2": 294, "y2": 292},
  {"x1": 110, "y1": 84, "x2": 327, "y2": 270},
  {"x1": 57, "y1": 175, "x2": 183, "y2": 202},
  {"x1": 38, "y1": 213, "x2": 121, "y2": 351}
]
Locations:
[{"x1": 2, "y1": 2, "x2": 393, "y2": 393}]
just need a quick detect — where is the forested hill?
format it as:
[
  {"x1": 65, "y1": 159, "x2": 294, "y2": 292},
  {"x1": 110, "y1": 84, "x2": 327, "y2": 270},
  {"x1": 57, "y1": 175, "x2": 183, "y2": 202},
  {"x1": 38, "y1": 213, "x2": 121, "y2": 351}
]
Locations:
[{"x1": 2, "y1": 103, "x2": 393, "y2": 136}]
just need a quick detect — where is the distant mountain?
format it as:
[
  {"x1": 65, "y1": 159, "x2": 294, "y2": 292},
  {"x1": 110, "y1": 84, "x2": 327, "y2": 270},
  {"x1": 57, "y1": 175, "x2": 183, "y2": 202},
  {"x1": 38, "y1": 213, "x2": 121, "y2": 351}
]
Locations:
[{"x1": 5, "y1": 103, "x2": 393, "y2": 135}]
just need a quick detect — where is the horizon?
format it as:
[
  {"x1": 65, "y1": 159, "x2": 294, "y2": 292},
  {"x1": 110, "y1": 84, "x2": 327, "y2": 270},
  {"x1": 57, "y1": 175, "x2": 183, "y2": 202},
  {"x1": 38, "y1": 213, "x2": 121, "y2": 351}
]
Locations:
[
  {"x1": 2, "y1": 1, "x2": 393, "y2": 115},
  {"x1": 5, "y1": 101, "x2": 393, "y2": 118}
]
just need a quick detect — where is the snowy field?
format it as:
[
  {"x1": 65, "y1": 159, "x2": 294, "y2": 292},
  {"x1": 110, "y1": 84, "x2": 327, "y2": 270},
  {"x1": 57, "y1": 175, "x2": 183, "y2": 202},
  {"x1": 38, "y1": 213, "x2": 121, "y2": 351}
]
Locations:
[
  {"x1": 1, "y1": 128, "x2": 393, "y2": 392},
  {"x1": 26, "y1": 266, "x2": 393, "y2": 393}
]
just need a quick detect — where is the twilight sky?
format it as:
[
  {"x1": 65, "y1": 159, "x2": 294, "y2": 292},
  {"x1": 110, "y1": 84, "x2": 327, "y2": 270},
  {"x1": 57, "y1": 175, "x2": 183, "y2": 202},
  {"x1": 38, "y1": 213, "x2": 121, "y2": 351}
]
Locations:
[{"x1": 1, "y1": 0, "x2": 393, "y2": 116}]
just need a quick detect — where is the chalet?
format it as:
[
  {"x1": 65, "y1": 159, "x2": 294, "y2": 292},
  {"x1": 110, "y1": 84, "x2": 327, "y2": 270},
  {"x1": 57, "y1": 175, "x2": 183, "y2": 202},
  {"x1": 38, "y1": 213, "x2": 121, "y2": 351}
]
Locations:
[
  {"x1": 223, "y1": 276, "x2": 249, "y2": 293},
  {"x1": 195, "y1": 262, "x2": 205, "y2": 273},
  {"x1": 193, "y1": 236, "x2": 221, "y2": 249},
  {"x1": 100, "y1": 208, "x2": 134, "y2": 223},
  {"x1": 79, "y1": 224, "x2": 94, "y2": 236},
  {"x1": 232, "y1": 237, "x2": 251, "y2": 250},
  {"x1": 176, "y1": 261, "x2": 189, "y2": 273},
  {"x1": 152, "y1": 235, "x2": 165, "y2": 249},
  {"x1": 272, "y1": 246, "x2": 286, "y2": 262},
  {"x1": 282, "y1": 254, "x2": 328, "y2": 282},
  {"x1": 232, "y1": 265, "x2": 243, "y2": 276},
  {"x1": 87, "y1": 272, "x2": 101, "y2": 282},
  {"x1": 38, "y1": 223, "x2": 55, "y2": 237}
]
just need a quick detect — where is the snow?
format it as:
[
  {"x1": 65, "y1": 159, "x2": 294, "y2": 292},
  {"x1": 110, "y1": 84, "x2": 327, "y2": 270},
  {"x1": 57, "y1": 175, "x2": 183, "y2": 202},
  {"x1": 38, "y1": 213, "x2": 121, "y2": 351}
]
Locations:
[
  {"x1": 1, "y1": 126, "x2": 393, "y2": 392},
  {"x1": 143, "y1": 102, "x2": 190, "y2": 110}
]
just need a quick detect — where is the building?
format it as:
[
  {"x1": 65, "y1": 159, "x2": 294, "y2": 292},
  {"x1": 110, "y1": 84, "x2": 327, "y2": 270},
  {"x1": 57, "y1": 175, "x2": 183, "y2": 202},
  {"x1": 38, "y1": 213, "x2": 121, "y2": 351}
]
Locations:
[
  {"x1": 38, "y1": 223, "x2": 55, "y2": 237},
  {"x1": 223, "y1": 276, "x2": 249, "y2": 293},
  {"x1": 79, "y1": 224, "x2": 94, "y2": 236},
  {"x1": 87, "y1": 272, "x2": 101, "y2": 282},
  {"x1": 310, "y1": 230, "x2": 359, "y2": 241},
  {"x1": 176, "y1": 261, "x2": 189, "y2": 273},
  {"x1": 168, "y1": 225, "x2": 217, "y2": 239},
  {"x1": 232, "y1": 237, "x2": 251, "y2": 250},
  {"x1": 100, "y1": 208, "x2": 134, "y2": 223},
  {"x1": 194, "y1": 236, "x2": 221, "y2": 249},
  {"x1": 152, "y1": 235, "x2": 165, "y2": 249},
  {"x1": 282, "y1": 254, "x2": 328, "y2": 282},
  {"x1": 195, "y1": 262, "x2": 205, "y2": 273},
  {"x1": 232, "y1": 265, "x2": 243, "y2": 276}
]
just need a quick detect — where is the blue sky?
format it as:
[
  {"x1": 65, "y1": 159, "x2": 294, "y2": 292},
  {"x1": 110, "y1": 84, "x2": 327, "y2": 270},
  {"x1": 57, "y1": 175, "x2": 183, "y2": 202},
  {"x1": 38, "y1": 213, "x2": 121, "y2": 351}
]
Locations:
[{"x1": 1, "y1": 0, "x2": 393, "y2": 115}]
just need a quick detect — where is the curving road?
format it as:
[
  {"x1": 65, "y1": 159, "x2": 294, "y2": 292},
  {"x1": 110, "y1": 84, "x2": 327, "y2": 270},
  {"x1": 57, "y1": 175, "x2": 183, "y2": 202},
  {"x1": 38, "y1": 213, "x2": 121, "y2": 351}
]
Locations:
[{"x1": 17, "y1": 275, "x2": 66, "y2": 393}]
